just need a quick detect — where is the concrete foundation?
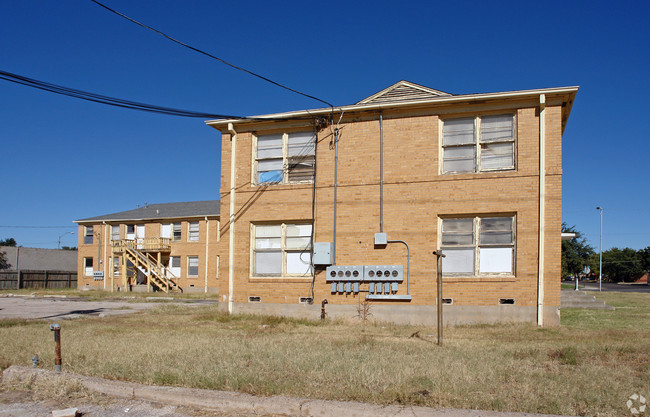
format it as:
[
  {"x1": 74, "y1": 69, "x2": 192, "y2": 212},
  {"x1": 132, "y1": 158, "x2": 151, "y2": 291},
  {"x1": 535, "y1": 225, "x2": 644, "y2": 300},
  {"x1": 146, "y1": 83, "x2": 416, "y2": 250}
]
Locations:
[{"x1": 226, "y1": 302, "x2": 560, "y2": 327}]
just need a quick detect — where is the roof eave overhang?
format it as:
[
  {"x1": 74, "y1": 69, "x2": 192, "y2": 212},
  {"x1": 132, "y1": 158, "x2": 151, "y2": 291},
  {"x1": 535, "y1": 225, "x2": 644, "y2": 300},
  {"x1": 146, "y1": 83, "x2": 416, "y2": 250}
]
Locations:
[
  {"x1": 206, "y1": 86, "x2": 580, "y2": 130},
  {"x1": 74, "y1": 214, "x2": 220, "y2": 224}
]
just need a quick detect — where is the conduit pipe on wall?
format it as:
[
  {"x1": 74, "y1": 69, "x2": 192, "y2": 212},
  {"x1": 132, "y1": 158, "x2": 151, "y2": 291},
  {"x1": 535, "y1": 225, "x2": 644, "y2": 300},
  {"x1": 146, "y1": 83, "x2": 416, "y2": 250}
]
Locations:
[
  {"x1": 387, "y1": 239, "x2": 410, "y2": 294},
  {"x1": 332, "y1": 127, "x2": 339, "y2": 265},
  {"x1": 380, "y1": 112, "x2": 384, "y2": 233},
  {"x1": 537, "y1": 94, "x2": 546, "y2": 327},
  {"x1": 227, "y1": 123, "x2": 237, "y2": 314}
]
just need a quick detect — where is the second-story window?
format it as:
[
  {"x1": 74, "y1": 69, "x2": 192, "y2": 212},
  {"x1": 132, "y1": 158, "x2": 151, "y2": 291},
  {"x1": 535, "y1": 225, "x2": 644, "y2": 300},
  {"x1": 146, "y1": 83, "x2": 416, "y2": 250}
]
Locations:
[
  {"x1": 84, "y1": 226, "x2": 93, "y2": 244},
  {"x1": 254, "y1": 131, "x2": 315, "y2": 185},
  {"x1": 442, "y1": 114, "x2": 515, "y2": 174},
  {"x1": 111, "y1": 225, "x2": 120, "y2": 241},
  {"x1": 172, "y1": 223, "x2": 181, "y2": 241},
  {"x1": 188, "y1": 222, "x2": 199, "y2": 241}
]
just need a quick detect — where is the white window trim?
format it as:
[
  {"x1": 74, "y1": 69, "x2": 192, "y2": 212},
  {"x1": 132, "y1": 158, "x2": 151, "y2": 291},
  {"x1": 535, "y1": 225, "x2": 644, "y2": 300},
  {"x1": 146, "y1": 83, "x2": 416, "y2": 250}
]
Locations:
[
  {"x1": 84, "y1": 257, "x2": 94, "y2": 276},
  {"x1": 84, "y1": 226, "x2": 93, "y2": 245},
  {"x1": 172, "y1": 223, "x2": 181, "y2": 241},
  {"x1": 439, "y1": 113, "x2": 517, "y2": 174},
  {"x1": 250, "y1": 222, "x2": 313, "y2": 279},
  {"x1": 187, "y1": 256, "x2": 199, "y2": 277},
  {"x1": 110, "y1": 225, "x2": 120, "y2": 241},
  {"x1": 251, "y1": 131, "x2": 316, "y2": 186},
  {"x1": 438, "y1": 215, "x2": 516, "y2": 278},
  {"x1": 188, "y1": 221, "x2": 199, "y2": 242}
]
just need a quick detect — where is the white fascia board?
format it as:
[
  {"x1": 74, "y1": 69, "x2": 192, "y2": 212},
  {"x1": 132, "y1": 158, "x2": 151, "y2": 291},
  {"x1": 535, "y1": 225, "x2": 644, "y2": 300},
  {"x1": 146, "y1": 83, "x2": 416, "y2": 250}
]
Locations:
[
  {"x1": 74, "y1": 214, "x2": 220, "y2": 224},
  {"x1": 205, "y1": 86, "x2": 580, "y2": 128}
]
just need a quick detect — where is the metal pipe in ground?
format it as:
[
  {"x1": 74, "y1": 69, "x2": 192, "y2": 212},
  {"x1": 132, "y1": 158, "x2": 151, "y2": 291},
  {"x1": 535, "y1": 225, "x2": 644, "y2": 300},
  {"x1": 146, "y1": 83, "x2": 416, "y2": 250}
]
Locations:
[
  {"x1": 320, "y1": 299, "x2": 328, "y2": 320},
  {"x1": 49, "y1": 324, "x2": 62, "y2": 372}
]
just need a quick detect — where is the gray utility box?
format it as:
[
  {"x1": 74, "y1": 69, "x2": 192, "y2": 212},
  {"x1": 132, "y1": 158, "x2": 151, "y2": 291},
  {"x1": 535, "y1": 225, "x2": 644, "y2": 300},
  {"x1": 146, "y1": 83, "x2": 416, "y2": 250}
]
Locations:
[
  {"x1": 325, "y1": 265, "x2": 364, "y2": 282},
  {"x1": 313, "y1": 242, "x2": 333, "y2": 265},
  {"x1": 325, "y1": 265, "x2": 404, "y2": 282},
  {"x1": 363, "y1": 265, "x2": 404, "y2": 282}
]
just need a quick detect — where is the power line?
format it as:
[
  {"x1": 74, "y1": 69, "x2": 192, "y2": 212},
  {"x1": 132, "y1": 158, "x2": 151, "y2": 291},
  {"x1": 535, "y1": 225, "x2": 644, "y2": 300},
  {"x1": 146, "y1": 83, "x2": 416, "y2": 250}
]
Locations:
[
  {"x1": 0, "y1": 225, "x2": 76, "y2": 229},
  {"x1": 0, "y1": 69, "x2": 246, "y2": 120},
  {"x1": 89, "y1": 0, "x2": 333, "y2": 109}
]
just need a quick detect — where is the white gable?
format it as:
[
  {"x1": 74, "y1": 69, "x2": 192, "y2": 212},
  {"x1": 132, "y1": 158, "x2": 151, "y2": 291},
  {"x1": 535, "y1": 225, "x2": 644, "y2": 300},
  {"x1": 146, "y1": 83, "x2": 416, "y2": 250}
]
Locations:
[{"x1": 357, "y1": 81, "x2": 451, "y2": 105}]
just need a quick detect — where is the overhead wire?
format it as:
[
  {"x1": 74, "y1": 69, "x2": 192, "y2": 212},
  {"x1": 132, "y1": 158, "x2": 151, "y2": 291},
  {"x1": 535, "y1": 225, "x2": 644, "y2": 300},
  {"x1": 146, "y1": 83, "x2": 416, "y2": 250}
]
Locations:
[
  {"x1": 89, "y1": 0, "x2": 334, "y2": 109},
  {"x1": 0, "y1": 69, "x2": 245, "y2": 120}
]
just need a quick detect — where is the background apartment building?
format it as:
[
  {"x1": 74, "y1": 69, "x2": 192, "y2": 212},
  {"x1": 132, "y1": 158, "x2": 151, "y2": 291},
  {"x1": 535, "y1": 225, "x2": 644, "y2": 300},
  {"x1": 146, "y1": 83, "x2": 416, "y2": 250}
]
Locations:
[
  {"x1": 75, "y1": 201, "x2": 220, "y2": 293},
  {"x1": 207, "y1": 81, "x2": 578, "y2": 326}
]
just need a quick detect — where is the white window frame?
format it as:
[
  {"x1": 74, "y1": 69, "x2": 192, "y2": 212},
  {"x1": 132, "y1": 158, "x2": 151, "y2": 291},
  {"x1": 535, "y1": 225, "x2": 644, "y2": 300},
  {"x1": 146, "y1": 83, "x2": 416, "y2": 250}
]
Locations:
[
  {"x1": 187, "y1": 256, "x2": 199, "y2": 277},
  {"x1": 439, "y1": 215, "x2": 516, "y2": 277},
  {"x1": 126, "y1": 224, "x2": 135, "y2": 240},
  {"x1": 188, "y1": 221, "x2": 199, "y2": 242},
  {"x1": 111, "y1": 225, "x2": 120, "y2": 241},
  {"x1": 84, "y1": 226, "x2": 93, "y2": 245},
  {"x1": 440, "y1": 113, "x2": 516, "y2": 174},
  {"x1": 169, "y1": 256, "x2": 181, "y2": 278},
  {"x1": 113, "y1": 256, "x2": 120, "y2": 277},
  {"x1": 250, "y1": 222, "x2": 313, "y2": 278},
  {"x1": 172, "y1": 223, "x2": 181, "y2": 241},
  {"x1": 161, "y1": 224, "x2": 171, "y2": 239},
  {"x1": 84, "y1": 257, "x2": 93, "y2": 276},
  {"x1": 252, "y1": 131, "x2": 316, "y2": 185}
]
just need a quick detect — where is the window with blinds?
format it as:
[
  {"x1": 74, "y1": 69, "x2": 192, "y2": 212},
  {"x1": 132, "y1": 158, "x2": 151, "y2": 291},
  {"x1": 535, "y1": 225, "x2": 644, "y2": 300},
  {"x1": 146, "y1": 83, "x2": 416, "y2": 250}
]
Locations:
[
  {"x1": 441, "y1": 216, "x2": 515, "y2": 276},
  {"x1": 255, "y1": 131, "x2": 316, "y2": 184},
  {"x1": 442, "y1": 114, "x2": 515, "y2": 173},
  {"x1": 252, "y1": 223, "x2": 313, "y2": 277}
]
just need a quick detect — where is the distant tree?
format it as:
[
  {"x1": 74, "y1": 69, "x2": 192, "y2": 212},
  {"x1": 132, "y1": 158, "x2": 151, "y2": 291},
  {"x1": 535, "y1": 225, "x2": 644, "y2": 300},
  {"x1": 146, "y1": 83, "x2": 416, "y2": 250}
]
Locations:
[
  {"x1": 60, "y1": 246, "x2": 77, "y2": 251},
  {"x1": 637, "y1": 247, "x2": 650, "y2": 273},
  {"x1": 602, "y1": 247, "x2": 643, "y2": 282},
  {"x1": 0, "y1": 250, "x2": 10, "y2": 270},
  {"x1": 561, "y1": 223, "x2": 596, "y2": 278},
  {"x1": 0, "y1": 238, "x2": 17, "y2": 247}
]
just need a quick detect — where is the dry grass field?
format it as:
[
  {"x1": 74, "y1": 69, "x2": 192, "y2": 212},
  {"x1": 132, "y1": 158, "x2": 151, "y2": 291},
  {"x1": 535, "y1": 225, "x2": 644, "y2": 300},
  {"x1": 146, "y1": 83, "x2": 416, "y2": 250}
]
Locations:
[{"x1": 1, "y1": 290, "x2": 648, "y2": 417}]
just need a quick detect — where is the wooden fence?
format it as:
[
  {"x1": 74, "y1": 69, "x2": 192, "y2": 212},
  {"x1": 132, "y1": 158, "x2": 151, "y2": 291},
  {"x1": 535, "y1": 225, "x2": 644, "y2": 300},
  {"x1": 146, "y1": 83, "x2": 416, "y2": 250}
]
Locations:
[{"x1": 0, "y1": 270, "x2": 77, "y2": 290}]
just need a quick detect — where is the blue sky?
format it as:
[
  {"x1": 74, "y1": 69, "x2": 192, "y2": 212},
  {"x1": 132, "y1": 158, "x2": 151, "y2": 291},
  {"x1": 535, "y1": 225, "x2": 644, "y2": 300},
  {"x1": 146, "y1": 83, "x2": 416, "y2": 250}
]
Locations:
[{"x1": 1, "y1": 0, "x2": 648, "y2": 251}]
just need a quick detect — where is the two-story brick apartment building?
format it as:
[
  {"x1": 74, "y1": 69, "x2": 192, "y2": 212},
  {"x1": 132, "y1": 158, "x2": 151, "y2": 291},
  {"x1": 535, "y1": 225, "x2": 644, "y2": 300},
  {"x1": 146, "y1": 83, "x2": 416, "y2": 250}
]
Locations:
[
  {"x1": 206, "y1": 81, "x2": 578, "y2": 326},
  {"x1": 75, "y1": 201, "x2": 220, "y2": 293}
]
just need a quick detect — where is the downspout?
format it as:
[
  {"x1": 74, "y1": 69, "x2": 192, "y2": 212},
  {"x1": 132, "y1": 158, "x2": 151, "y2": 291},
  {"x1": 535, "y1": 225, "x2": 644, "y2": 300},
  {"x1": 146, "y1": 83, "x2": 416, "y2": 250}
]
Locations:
[
  {"x1": 103, "y1": 222, "x2": 107, "y2": 290},
  {"x1": 332, "y1": 127, "x2": 339, "y2": 265},
  {"x1": 537, "y1": 94, "x2": 546, "y2": 326},
  {"x1": 380, "y1": 112, "x2": 384, "y2": 233},
  {"x1": 204, "y1": 216, "x2": 209, "y2": 293},
  {"x1": 227, "y1": 123, "x2": 237, "y2": 314}
]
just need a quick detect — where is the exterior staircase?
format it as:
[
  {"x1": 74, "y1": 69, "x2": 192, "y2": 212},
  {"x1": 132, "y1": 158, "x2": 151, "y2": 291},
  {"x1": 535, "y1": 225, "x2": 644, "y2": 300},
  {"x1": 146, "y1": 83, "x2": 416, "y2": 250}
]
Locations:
[
  {"x1": 113, "y1": 239, "x2": 181, "y2": 293},
  {"x1": 560, "y1": 290, "x2": 614, "y2": 310}
]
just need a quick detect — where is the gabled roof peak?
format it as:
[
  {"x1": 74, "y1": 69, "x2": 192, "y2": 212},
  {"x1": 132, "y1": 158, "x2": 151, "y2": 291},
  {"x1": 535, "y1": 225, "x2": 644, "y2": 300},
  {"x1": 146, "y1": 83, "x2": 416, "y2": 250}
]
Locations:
[{"x1": 357, "y1": 80, "x2": 451, "y2": 105}]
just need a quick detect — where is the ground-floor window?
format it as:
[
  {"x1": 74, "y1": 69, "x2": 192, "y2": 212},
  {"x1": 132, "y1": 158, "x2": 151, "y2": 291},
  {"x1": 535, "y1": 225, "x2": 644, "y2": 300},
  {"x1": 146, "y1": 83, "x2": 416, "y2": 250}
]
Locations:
[
  {"x1": 252, "y1": 222, "x2": 312, "y2": 277},
  {"x1": 187, "y1": 256, "x2": 199, "y2": 277},
  {"x1": 84, "y1": 257, "x2": 93, "y2": 276},
  {"x1": 169, "y1": 256, "x2": 181, "y2": 278},
  {"x1": 440, "y1": 215, "x2": 515, "y2": 276}
]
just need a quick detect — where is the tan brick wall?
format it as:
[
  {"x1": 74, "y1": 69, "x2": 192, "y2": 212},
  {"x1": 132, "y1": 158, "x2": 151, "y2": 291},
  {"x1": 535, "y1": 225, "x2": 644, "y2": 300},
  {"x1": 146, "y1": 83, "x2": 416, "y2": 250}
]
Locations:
[{"x1": 215, "y1": 99, "x2": 564, "y2": 323}]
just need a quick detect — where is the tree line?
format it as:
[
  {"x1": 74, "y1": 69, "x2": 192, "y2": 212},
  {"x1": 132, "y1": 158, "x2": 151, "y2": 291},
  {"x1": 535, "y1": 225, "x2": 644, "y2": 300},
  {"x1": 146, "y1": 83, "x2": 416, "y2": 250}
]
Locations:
[{"x1": 562, "y1": 223, "x2": 650, "y2": 282}]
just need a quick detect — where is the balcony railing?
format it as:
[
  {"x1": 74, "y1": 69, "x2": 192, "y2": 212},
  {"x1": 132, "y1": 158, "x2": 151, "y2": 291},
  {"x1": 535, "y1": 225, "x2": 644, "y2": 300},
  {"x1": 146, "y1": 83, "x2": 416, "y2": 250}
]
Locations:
[{"x1": 111, "y1": 237, "x2": 172, "y2": 252}]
